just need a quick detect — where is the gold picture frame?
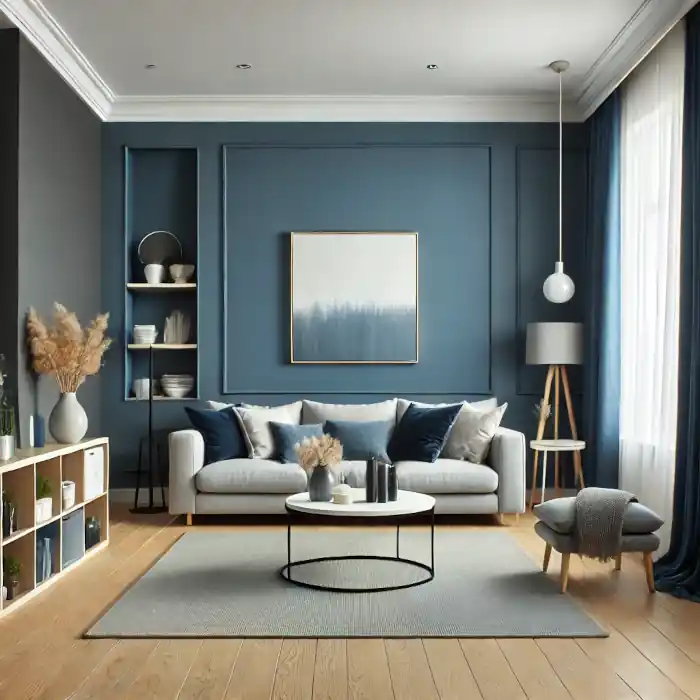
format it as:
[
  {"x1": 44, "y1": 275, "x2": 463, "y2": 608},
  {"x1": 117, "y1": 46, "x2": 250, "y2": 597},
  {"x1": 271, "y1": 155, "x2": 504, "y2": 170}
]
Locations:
[{"x1": 290, "y1": 231, "x2": 419, "y2": 364}]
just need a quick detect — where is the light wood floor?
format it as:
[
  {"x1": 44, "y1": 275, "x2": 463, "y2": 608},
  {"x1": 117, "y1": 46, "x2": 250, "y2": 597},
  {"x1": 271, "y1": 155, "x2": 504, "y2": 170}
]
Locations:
[{"x1": 1, "y1": 506, "x2": 699, "y2": 700}]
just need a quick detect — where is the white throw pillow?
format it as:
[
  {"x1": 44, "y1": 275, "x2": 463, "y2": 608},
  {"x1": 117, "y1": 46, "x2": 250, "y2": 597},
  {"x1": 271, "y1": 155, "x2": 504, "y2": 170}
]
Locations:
[
  {"x1": 207, "y1": 400, "x2": 232, "y2": 411},
  {"x1": 302, "y1": 399, "x2": 398, "y2": 425},
  {"x1": 441, "y1": 402, "x2": 508, "y2": 463},
  {"x1": 234, "y1": 401, "x2": 303, "y2": 459}
]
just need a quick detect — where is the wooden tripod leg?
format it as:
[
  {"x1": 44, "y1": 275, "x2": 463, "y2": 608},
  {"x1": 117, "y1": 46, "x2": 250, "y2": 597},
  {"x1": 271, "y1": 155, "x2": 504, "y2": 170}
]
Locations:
[
  {"x1": 561, "y1": 366, "x2": 585, "y2": 489},
  {"x1": 554, "y1": 365, "x2": 561, "y2": 495},
  {"x1": 530, "y1": 366, "x2": 555, "y2": 509}
]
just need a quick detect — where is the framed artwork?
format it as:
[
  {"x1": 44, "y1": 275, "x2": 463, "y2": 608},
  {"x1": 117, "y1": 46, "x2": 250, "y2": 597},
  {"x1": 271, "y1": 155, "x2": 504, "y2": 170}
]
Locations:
[{"x1": 290, "y1": 231, "x2": 418, "y2": 364}]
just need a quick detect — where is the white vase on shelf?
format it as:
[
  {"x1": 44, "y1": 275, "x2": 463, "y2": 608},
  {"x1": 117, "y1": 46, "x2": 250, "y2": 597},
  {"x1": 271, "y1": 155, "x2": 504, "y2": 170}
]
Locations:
[{"x1": 49, "y1": 393, "x2": 87, "y2": 444}]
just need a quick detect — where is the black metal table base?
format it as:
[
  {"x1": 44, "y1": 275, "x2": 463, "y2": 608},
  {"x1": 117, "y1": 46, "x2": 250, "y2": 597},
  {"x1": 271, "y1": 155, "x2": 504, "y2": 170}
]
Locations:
[{"x1": 280, "y1": 506, "x2": 435, "y2": 593}]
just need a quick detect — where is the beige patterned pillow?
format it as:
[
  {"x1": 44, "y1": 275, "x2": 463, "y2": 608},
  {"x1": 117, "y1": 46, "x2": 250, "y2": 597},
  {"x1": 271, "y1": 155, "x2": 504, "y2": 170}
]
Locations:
[{"x1": 441, "y1": 402, "x2": 508, "y2": 463}]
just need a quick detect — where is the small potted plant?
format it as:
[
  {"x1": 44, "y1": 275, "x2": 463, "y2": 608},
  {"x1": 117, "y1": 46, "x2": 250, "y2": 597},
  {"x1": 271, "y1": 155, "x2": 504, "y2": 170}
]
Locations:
[
  {"x1": 3, "y1": 556, "x2": 21, "y2": 600},
  {"x1": 295, "y1": 434, "x2": 343, "y2": 502},
  {"x1": 36, "y1": 474, "x2": 53, "y2": 524}
]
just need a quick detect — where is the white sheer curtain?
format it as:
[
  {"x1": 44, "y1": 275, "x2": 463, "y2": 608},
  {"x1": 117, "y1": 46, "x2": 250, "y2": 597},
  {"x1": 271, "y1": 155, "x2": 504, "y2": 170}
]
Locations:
[{"x1": 619, "y1": 22, "x2": 685, "y2": 556}]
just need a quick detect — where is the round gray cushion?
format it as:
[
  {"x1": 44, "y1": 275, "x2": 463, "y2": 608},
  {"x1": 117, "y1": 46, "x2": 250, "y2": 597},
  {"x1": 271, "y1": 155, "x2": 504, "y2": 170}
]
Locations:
[{"x1": 534, "y1": 496, "x2": 663, "y2": 535}]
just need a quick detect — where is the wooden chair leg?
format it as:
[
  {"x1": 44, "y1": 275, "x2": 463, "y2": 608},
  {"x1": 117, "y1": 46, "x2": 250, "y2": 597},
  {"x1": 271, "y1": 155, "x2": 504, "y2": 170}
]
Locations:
[
  {"x1": 643, "y1": 552, "x2": 656, "y2": 593},
  {"x1": 543, "y1": 544, "x2": 552, "y2": 572},
  {"x1": 186, "y1": 513, "x2": 193, "y2": 526},
  {"x1": 615, "y1": 553, "x2": 622, "y2": 571},
  {"x1": 560, "y1": 553, "x2": 571, "y2": 593}
]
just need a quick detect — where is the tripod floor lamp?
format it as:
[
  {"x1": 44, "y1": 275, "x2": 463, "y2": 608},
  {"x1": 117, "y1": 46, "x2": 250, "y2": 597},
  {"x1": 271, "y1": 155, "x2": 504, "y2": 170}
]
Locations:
[{"x1": 526, "y1": 322, "x2": 584, "y2": 506}]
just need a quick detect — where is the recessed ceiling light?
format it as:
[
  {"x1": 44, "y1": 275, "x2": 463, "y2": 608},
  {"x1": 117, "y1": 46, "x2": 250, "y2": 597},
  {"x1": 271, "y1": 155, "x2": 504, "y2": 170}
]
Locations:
[
  {"x1": 236, "y1": 63, "x2": 252, "y2": 70},
  {"x1": 426, "y1": 64, "x2": 439, "y2": 70},
  {"x1": 144, "y1": 64, "x2": 156, "y2": 69}
]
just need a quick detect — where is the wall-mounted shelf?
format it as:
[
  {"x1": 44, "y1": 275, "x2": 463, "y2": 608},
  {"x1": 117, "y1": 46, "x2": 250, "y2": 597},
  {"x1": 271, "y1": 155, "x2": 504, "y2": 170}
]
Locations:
[
  {"x1": 127, "y1": 344, "x2": 197, "y2": 351},
  {"x1": 126, "y1": 283, "x2": 196, "y2": 292},
  {"x1": 123, "y1": 147, "x2": 200, "y2": 402}
]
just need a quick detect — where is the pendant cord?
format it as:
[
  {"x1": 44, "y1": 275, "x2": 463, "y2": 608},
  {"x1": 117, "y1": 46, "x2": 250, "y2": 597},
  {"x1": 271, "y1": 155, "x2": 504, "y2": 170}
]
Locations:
[{"x1": 558, "y1": 69, "x2": 563, "y2": 264}]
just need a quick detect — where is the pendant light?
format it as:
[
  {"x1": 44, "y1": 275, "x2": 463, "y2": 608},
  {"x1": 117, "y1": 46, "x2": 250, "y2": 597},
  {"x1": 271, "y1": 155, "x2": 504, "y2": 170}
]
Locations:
[{"x1": 543, "y1": 60, "x2": 575, "y2": 304}]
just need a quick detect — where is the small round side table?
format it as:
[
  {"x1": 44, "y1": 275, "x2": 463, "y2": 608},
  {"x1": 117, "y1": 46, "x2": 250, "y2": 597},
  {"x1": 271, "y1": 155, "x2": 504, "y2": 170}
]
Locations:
[{"x1": 529, "y1": 439, "x2": 586, "y2": 509}]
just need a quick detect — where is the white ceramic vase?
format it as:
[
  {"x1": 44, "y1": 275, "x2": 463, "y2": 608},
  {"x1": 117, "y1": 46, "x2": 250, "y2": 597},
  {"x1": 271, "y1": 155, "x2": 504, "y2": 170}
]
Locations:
[{"x1": 49, "y1": 393, "x2": 88, "y2": 444}]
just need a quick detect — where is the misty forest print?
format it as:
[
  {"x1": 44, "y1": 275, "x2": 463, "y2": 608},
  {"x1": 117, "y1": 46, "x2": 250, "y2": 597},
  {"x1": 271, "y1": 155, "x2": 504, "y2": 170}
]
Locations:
[{"x1": 291, "y1": 232, "x2": 418, "y2": 363}]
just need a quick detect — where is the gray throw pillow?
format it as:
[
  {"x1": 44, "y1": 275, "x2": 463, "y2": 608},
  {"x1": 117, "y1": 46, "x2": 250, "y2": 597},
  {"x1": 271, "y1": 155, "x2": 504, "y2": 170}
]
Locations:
[
  {"x1": 324, "y1": 419, "x2": 393, "y2": 462},
  {"x1": 534, "y1": 497, "x2": 664, "y2": 534}
]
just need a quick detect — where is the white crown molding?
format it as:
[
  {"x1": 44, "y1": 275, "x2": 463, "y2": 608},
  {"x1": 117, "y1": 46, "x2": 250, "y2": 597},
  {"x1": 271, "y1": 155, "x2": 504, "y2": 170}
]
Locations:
[
  {"x1": 577, "y1": 0, "x2": 697, "y2": 119},
  {"x1": 108, "y1": 94, "x2": 583, "y2": 123},
  {"x1": 3, "y1": 0, "x2": 696, "y2": 123},
  {"x1": 0, "y1": 0, "x2": 113, "y2": 120}
]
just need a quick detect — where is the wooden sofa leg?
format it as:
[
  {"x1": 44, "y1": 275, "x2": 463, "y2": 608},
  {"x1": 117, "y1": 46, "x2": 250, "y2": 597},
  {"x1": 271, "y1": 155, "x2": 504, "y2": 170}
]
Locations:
[
  {"x1": 186, "y1": 513, "x2": 193, "y2": 526},
  {"x1": 615, "y1": 553, "x2": 622, "y2": 571},
  {"x1": 644, "y1": 552, "x2": 656, "y2": 593},
  {"x1": 496, "y1": 513, "x2": 505, "y2": 526},
  {"x1": 543, "y1": 544, "x2": 552, "y2": 572},
  {"x1": 560, "y1": 553, "x2": 571, "y2": 593}
]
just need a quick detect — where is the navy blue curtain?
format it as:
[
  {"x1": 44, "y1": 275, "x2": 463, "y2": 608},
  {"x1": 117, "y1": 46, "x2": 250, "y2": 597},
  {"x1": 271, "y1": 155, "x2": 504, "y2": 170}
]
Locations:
[
  {"x1": 583, "y1": 92, "x2": 622, "y2": 488},
  {"x1": 655, "y1": 11, "x2": 700, "y2": 602}
]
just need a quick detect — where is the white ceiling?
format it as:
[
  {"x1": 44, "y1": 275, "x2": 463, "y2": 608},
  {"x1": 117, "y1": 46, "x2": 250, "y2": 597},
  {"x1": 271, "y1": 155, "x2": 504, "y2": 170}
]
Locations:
[{"x1": 0, "y1": 0, "x2": 696, "y2": 121}]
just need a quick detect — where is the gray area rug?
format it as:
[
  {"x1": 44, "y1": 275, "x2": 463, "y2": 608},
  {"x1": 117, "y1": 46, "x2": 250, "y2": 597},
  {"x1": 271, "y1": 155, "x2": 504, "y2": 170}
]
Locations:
[{"x1": 86, "y1": 530, "x2": 605, "y2": 638}]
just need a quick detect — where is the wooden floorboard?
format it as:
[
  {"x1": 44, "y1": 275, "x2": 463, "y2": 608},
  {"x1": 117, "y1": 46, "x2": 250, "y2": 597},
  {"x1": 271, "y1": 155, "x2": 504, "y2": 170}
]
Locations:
[{"x1": 0, "y1": 506, "x2": 698, "y2": 700}]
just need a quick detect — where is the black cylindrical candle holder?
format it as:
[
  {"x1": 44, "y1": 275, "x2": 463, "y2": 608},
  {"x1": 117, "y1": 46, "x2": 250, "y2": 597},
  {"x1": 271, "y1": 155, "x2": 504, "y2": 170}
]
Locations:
[
  {"x1": 388, "y1": 464, "x2": 398, "y2": 501},
  {"x1": 365, "y1": 459, "x2": 377, "y2": 502},
  {"x1": 377, "y1": 462, "x2": 388, "y2": 503}
]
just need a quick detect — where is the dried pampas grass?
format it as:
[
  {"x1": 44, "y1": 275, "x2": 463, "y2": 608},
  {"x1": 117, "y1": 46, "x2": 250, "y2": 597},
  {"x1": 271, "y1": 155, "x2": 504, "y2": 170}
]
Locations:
[
  {"x1": 27, "y1": 303, "x2": 112, "y2": 393},
  {"x1": 295, "y1": 434, "x2": 343, "y2": 473}
]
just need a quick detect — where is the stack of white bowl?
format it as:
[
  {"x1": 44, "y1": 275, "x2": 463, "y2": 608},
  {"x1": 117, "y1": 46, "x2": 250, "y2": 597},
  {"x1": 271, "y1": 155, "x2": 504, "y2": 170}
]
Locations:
[
  {"x1": 133, "y1": 325, "x2": 157, "y2": 345},
  {"x1": 160, "y1": 374, "x2": 194, "y2": 398}
]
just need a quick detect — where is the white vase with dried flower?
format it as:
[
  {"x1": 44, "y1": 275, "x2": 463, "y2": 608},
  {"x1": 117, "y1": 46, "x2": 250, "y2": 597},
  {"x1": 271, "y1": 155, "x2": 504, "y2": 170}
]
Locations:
[
  {"x1": 27, "y1": 304, "x2": 112, "y2": 444},
  {"x1": 295, "y1": 434, "x2": 343, "y2": 502}
]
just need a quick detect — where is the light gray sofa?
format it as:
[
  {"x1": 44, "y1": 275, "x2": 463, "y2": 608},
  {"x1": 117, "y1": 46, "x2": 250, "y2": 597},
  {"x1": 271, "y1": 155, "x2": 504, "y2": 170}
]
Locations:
[{"x1": 168, "y1": 398, "x2": 526, "y2": 520}]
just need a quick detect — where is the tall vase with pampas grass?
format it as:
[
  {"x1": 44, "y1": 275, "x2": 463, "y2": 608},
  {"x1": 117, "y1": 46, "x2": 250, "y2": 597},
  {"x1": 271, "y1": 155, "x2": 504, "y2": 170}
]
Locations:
[{"x1": 27, "y1": 304, "x2": 112, "y2": 444}]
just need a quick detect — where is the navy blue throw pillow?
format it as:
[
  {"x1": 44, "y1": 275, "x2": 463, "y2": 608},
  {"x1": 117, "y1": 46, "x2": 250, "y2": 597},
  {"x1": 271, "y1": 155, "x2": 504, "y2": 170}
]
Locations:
[
  {"x1": 388, "y1": 402, "x2": 462, "y2": 463},
  {"x1": 324, "y1": 419, "x2": 393, "y2": 462},
  {"x1": 270, "y1": 422, "x2": 324, "y2": 463},
  {"x1": 184, "y1": 406, "x2": 247, "y2": 465}
]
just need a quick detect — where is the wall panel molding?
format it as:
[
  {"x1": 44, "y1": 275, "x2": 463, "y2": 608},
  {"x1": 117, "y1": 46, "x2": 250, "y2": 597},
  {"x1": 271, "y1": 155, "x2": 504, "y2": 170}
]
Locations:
[{"x1": 221, "y1": 142, "x2": 493, "y2": 396}]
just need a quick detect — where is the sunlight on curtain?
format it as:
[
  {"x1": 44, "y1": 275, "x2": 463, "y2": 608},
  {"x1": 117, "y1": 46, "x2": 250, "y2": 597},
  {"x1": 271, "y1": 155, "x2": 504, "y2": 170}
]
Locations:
[{"x1": 620, "y1": 22, "x2": 685, "y2": 556}]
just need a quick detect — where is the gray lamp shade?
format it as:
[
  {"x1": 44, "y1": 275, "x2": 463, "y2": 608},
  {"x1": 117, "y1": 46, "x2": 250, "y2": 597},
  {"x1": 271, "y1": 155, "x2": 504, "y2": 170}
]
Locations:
[{"x1": 525, "y1": 322, "x2": 583, "y2": 365}]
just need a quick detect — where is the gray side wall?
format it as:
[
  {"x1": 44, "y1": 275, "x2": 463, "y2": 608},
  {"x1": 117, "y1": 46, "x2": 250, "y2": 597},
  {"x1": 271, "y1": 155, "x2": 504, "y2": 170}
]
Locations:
[
  {"x1": 0, "y1": 30, "x2": 20, "y2": 404},
  {"x1": 16, "y1": 37, "x2": 102, "y2": 444}
]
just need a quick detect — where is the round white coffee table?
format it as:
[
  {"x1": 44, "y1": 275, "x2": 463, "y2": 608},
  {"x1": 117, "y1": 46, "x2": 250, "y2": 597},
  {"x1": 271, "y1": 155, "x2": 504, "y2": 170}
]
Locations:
[{"x1": 282, "y1": 488, "x2": 436, "y2": 593}]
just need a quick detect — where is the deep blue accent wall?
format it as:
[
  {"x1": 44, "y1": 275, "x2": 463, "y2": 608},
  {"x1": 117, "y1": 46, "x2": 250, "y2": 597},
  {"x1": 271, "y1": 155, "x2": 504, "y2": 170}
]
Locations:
[{"x1": 102, "y1": 123, "x2": 589, "y2": 488}]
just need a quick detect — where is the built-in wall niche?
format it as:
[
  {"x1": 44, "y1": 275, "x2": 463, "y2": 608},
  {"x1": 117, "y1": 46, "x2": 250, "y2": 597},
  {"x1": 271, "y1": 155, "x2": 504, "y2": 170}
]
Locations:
[{"x1": 123, "y1": 147, "x2": 199, "y2": 401}]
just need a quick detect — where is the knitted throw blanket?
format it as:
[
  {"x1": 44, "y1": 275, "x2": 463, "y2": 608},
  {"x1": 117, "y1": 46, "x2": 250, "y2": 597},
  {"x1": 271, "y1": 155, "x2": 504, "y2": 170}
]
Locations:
[{"x1": 575, "y1": 487, "x2": 637, "y2": 562}]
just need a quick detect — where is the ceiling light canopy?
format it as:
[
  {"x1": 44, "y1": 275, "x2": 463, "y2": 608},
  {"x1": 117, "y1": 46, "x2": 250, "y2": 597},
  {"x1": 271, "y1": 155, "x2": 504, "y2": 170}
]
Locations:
[
  {"x1": 236, "y1": 63, "x2": 252, "y2": 70},
  {"x1": 426, "y1": 64, "x2": 439, "y2": 70}
]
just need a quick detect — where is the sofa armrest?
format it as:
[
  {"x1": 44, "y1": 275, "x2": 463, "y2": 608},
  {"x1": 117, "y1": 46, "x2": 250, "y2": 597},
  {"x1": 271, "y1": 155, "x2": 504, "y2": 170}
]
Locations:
[
  {"x1": 488, "y1": 427, "x2": 526, "y2": 514},
  {"x1": 168, "y1": 430, "x2": 205, "y2": 515}
]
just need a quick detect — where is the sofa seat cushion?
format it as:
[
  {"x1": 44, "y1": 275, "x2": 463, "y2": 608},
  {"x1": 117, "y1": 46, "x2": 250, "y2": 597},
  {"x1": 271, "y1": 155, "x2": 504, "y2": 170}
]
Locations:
[
  {"x1": 196, "y1": 459, "x2": 307, "y2": 494},
  {"x1": 396, "y1": 459, "x2": 498, "y2": 495}
]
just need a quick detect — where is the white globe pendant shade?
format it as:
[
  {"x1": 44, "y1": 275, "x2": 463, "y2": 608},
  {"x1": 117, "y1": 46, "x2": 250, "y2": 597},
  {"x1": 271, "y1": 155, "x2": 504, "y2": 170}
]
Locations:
[{"x1": 543, "y1": 261, "x2": 575, "y2": 303}]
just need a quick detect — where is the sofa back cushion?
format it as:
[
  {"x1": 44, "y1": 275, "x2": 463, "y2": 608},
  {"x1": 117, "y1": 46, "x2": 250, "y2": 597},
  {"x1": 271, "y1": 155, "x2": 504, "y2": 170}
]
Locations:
[
  {"x1": 396, "y1": 397, "x2": 497, "y2": 422},
  {"x1": 302, "y1": 399, "x2": 397, "y2": 426},
  {"x1": 324, "y1": 419, "x2": 393, "y2": 462},
  {"x1": 184, "y1": 406, "x2": 247, "y2": 465}
]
